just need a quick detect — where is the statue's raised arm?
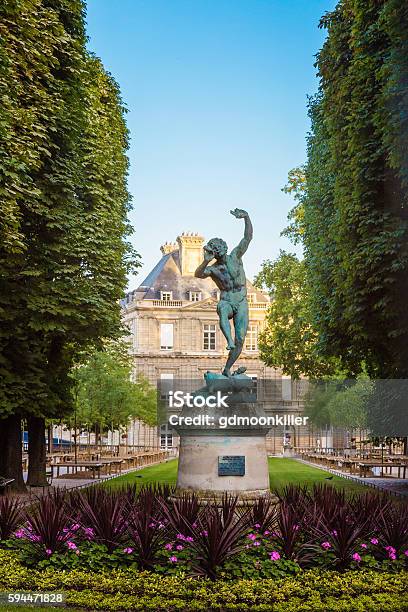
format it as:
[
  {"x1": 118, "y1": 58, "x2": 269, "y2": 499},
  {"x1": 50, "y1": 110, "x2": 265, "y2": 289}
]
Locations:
[{"x1": 230, "y1": 208, "x2": 253, "y2": 257}]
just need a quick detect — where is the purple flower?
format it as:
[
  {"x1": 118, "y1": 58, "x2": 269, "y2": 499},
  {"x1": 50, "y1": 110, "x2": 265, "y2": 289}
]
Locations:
[
  {"x1": 28, "y1": 534, "x2": 41, "y2": 542},
  {"x1": 389, "y1": 552, "x2": 397, "y2": 560},
  {"x1": 71, "y1": 523, "x2": 80, "y2": 532},
  {"x1": 361, "y1": 543, "x2": 367, "y2": 549},
  {"x1": 185, "y1": 536, "x2": 194, "y2": 542},
  {"x1": 293, "y1": 524, "x2": 299, "y2": 531},
  {"x1": 169, "y1": 556, "x2": 178, "y2": 563},
  {"x1": 176, "y1": 544, "x2": 184, "y2": 551},
  {"x1": 370, "y1": 538, "x2": 378, "y2": 545},
  {"x1": 254, "y1": 523, "x2": 261, "y2": 529},
  {"x1": 176, "y1": 533, "x2": 185, "y2": 541},
  {"x1": 192, "y1": 522, "x2": 197, "y2": 528},
  {"x1": 45, "y1": 549, "x2": 52, "y2": 556},
  {"x1": 123, "y1": 547, "x2": 133, "y2": 554},
  {"x1": 253, "y1": 541, "x2": 261, "y2": 547},
  {"x1": 67, "y1": 541, "x2": 77, "y2": 551},
  {"x1": 263, "y1": 530, "x2": 270, "y2": 536},
  {"x1": 352, "y1": 553, "x2": 361, "y2": 562},
  {"x1": 404, "y1": 550, "x2": 408, "y2": 557},
  {"x1": 165, "y1": 543, "x2": 173, "y2": 550},
  {"x1": 149, "y1": 522, "x2": 156, "y2": 528},
  {"x1": 13, "y1": 529, "x2": 26, "y2": 539},
  {"x1": 270, "y1": 551, "x2": 281, "y2": 561},
  {"x1": 247, "y1": 533, "x2": 257, "y2": 541},
  {"x1": 321, "y1": 541, "x2": 331, "y2": 550},
  {"x1": 385, "y1": 545, "x2": 396, "y2": 553},
  {"x1": 331, "y1": 530, "x2": 337, "y2": 536}
]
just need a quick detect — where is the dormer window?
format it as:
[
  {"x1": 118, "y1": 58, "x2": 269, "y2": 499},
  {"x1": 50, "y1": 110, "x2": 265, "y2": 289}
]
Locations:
[
  {"x1": 161, "y1": 291, "x2": 172, "y2": 302},
  {"x1": 189, "y1": 291, "x2": 201, "y2": 302}
]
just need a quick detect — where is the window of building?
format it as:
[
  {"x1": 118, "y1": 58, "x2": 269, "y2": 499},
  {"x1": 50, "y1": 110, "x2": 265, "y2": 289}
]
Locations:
[
  {"x1": 160, "y1": 424, "x2": 173, "y2": 449},
  {"x1": 160, "y1": 291, "x2": 172, "y2": 302},
  {"x1": 189, "y1": 291, "x2": 201, "y2": 302},
  {"x1": 160, "y1": 323, "x2": 174, "y2": 350},
  {"x1": 282, "y1": 376, "x2": 292, "y2": 401},
  {"x1": 245, "y1": 324, "x2": 258, "y2": 351},
  {"x1": 248, "y1": 293, "x2": 256, "y2": 304},
  {"x1": 159, "y1": 372, "x2": 174, "y2": 399},
  {"x1": 203, "y1": 324, "x2": 216, "y2": 350}
]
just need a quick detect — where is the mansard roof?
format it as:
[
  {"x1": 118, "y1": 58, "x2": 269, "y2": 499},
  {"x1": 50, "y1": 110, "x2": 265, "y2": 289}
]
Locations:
[{"x1": 122, "y1": 243, "x2": 269, "y2": 306}]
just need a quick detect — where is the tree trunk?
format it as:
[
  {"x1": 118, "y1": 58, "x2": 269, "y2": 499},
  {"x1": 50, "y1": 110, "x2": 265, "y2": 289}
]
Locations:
[
  {"x1": 27, "y1": 416, "x2": 47, "y2": 487},
  {"x1": 0, "y1": 414, "x2": 26, "y2": 491}
]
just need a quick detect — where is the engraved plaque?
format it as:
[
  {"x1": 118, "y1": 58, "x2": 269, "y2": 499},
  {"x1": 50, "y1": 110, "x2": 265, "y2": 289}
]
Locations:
[{"x1": 218, "y1": 455, "x2": 245, "y2": 476}]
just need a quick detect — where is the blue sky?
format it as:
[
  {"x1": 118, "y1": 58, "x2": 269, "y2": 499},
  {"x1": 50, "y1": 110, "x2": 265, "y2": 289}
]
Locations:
[{"x1": 86, "y1": 0, "x2": 335, "y2": 288}]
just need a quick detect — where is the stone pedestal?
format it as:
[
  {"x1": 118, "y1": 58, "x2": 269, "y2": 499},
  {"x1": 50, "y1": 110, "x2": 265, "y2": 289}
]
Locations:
[
  {"x1": 176, "y1": 431, "x2": 270, "y2": 502},
  {"x1": 169, "y1": 373, "x2": 276, "y2": 504}
]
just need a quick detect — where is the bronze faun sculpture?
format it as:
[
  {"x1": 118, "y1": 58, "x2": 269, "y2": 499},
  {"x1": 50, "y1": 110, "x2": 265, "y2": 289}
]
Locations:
[{"x1": 195, "y1": 209, "x2": 252, "y2": 377}]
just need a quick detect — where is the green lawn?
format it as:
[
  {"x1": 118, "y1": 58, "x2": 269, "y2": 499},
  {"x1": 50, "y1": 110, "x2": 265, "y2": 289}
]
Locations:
[{"x1": 104, "y1": 457, "x2": 367, "y2": 494}]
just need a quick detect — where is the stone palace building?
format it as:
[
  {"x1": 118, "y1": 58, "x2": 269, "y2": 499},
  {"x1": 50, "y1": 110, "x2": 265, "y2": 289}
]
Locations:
[{"x1": 121, "y1": 232, "x2": 311, "y2": 452}]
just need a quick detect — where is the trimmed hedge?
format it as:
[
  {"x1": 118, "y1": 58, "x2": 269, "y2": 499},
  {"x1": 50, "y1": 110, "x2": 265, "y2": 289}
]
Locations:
[{"x1": 0, "y1": 551, "x2": 406, "y2": 611}]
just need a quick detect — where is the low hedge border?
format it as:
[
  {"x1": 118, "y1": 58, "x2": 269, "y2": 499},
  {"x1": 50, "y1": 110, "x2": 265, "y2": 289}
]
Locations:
[{"x1": 0, "y1": 551, "x2": 406, "y2": 611}]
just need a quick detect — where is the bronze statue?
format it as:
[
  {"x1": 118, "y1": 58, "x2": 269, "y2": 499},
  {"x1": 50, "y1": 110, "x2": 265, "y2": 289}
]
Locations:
[{"x1": 195, "y1": 209, "x2": 253, "y2": 377}]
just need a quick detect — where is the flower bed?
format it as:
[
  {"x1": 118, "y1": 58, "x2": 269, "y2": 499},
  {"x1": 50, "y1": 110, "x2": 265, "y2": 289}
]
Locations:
[
  {"x1": 0, "y1": 550, "x2": 407, "y2": 611},
  {"x1": 0, "y1": 484, "x2": 407, "y2": 580}
]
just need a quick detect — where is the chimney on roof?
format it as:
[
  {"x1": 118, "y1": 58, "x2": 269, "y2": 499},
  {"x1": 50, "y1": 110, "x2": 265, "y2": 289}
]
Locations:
[
  {"x1": 177, "y1": 232, "x2": 205, "y2": 276},
  {"x1": 160, "y1": 241, "x2": 178, "y2": 255}
]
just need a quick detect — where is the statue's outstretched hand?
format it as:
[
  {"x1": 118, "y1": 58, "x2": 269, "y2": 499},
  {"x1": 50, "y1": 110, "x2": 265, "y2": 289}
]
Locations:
[{"x1": 230, "y1": 208, "x2": 248, "y2": 219}]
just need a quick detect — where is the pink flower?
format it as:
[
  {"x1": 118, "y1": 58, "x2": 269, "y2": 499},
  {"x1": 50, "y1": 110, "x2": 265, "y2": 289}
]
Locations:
[
  {"x1": 389, "y1": 552, "x2": 396, "y2": 560},
  {"x1": 352, "y1": 553, "x2": 361, "y2": 562},
  {"x1": 293, "y1": 524, "x2": 299, "y2": 531},
  {"x1": 176, "y1": 533, "x2": 185, "y2": 540},
  {"x1": 331, "y1": 530, "x2": 337, "y2": 536},
  {"x1": 361, "y1": 543, "x2": 367, "y2": 549},
  {"x1": 185, "y1": 536, "x2": 194, "y2": 542},
  {"x1": 67, "y1": 541, "x2": 77, "y2": 551},
  {"x1": 248, "y1": 533, "x2": 257, "y2": 541},
  {"x1": 169, "y1": 556, "x2": 178, "y2": 563},
  {"x1": 176, "y1": 545, "x2": 183, "y2": 551},
  {"x1": 321, "y1": 541, "x2": 331, "y2": 550},
  {"x1": 404, "y1": 550, "x2": 408, "y2": 557},
  {"x1": 45, "y1": 549, "x2": 52, "y2": 556},
  {"x1": 253, "y1": 541, "x2": 260, "y2": 547},
  {"x1": 385, "y1": 545, "x2": 396, "y2": 553},
  {"x1": 192, "y1": 523, "x2": 197, "y2": 528},
  {"x1": 83, "y1": 527, "x2": 94, "y2": 539},
  {"x1": 254, "y1": 523, "x2": 261, "y2": 529},
  {"x1": 270, "y1": 551, "x2": 281, "y2": 561},
  {"x1": 123, "y1": 547, "x2": 133, "y2": 554},
  {"x1": 165, "y1": 543, "x2": 173, "y2": 550},
  {"x1": 71, "y1": 523, "x2": 80, "y2": 532},
  {"x1": 370, "y1": 538, "x2": 378, "y2": 545},
  {"x1": 13, "y1": 529, "x2": 26, "y2": 539},
  {"x1": 263, "y1": 530, "x2": 270, "y2": 536}
]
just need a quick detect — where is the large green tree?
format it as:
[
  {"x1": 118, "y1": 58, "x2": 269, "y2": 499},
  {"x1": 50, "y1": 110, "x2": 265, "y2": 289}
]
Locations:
[
  {"x1": 71, "y1": 343, "x2": 157, "y2": 443},
  {"x1": 255, "y1": 251, "x2": 340, "y2": 379},
  {"x1": 0, "y1": 0, "x2": 138, "y2": 489},
  {"x1": 303, "y1": 0, "x2": 408, "y2": 378}
]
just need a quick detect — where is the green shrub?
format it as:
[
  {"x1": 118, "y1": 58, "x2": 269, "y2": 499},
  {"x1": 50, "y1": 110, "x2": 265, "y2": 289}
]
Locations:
[{"x1": 0, "y1": 550, "x2": 406, "y2": 611}]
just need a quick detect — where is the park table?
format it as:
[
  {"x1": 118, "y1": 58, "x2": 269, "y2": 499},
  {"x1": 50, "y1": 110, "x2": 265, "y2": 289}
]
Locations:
[
  {"x1": 50, "y1": 458, "x2": 123, "y2": 479},
  {"x1": 358, "y1": 461, "x2": 408, "y2": 479}
]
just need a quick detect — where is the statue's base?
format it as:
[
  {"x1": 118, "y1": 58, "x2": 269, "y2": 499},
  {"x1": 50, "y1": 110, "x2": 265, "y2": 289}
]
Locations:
[{"x1": 171, "y1": 370, "x2": 276, "y2": 506}]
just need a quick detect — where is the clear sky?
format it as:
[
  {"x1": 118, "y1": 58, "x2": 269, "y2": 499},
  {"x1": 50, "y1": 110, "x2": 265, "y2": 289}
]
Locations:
[{"x1": 86, "y1": 0, "x2": 335, "y2": 289}]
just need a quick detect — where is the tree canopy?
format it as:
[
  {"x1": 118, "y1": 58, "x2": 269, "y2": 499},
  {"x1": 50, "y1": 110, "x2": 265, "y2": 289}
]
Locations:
[
  {"x1": 254, "y1": 251, "x2": 340, "y2": 379},
  {"x1": 302, "y1": 0, "x2": 408, "y2": 378},
  {"x1": 71, "y1": 343, "x2": 157, "y2": 433}
]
